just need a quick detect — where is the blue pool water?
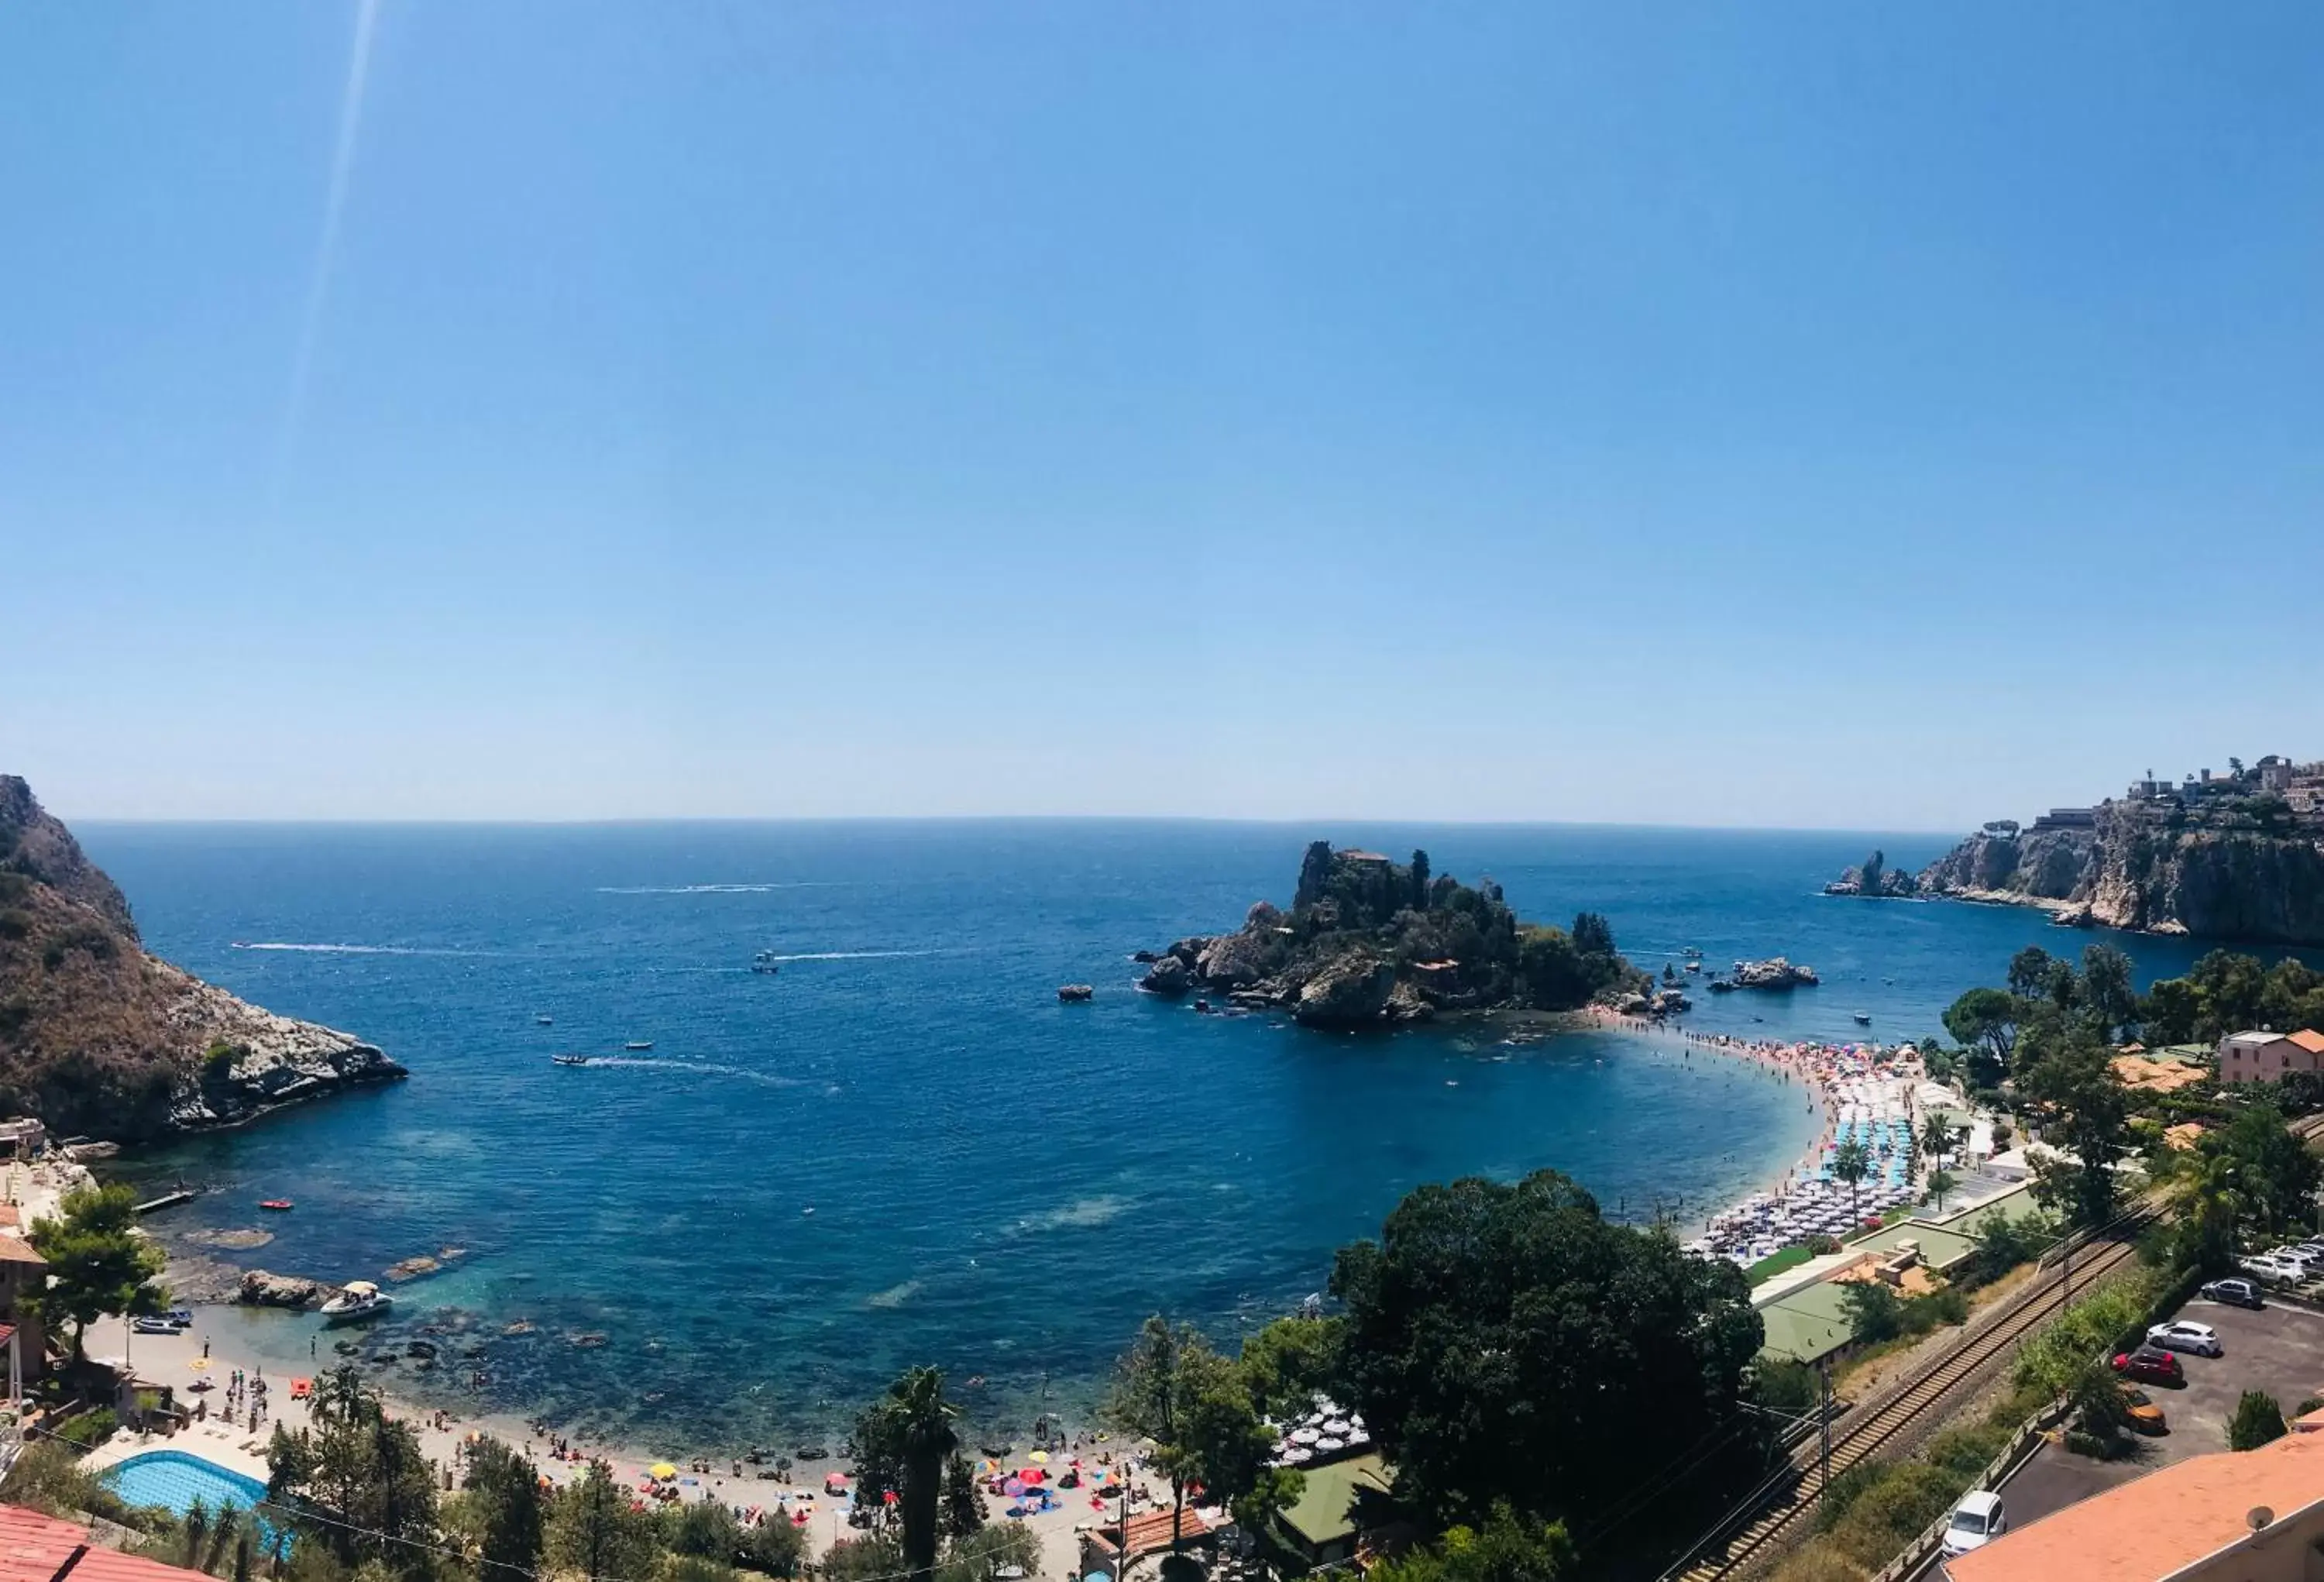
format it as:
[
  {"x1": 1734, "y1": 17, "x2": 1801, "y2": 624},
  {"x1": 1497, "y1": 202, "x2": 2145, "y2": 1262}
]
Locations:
[
  {"x1": 105, "y1": 1451, "x2": 267, "y2": 1518},
  {"x1": 77, "y1": 820, "x2": 2278, "y2": 1450}
]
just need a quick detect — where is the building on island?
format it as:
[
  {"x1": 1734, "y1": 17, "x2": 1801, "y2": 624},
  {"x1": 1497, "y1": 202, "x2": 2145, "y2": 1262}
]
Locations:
[
  {"x1": 2216, "y1": 1029, "x2": 2324, "y2": 1085},
  {"x1": 1941, "y1": 1409, "x2": 2324, "y2": 1582}
]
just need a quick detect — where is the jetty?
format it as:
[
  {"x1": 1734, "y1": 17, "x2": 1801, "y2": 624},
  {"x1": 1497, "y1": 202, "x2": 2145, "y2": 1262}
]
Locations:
[{"x1": 133, "y1": 1190, "x2": 195, "y2": 1216}]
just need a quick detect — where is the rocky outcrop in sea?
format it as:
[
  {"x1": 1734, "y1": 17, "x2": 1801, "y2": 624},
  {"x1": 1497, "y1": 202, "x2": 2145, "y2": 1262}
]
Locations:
[
  {"x1": 1911, "y1": 795, "x2": 2324, "y2": 944},
  {"x1": 0, "y1": 774, "x2": 407, "y2": 1141},
  {"x1": 1142, "y1": 842, "x2": 1649, "y2": 1028}
]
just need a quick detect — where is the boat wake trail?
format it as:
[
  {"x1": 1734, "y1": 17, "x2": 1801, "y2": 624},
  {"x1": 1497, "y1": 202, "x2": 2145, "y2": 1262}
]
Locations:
[
  {"x1": 1008, "y1": 1194, "x2": 1129, "y2": 1235},
  {"x1": 596, "y1": 883, "x2": 845, "y2": 895},
  {"x1": 756, "y1": 950, "x2": 937, "y2": 962},
  {"x1": 583, "y1": 1058, "x2": 808, "y2": 1089},
  {"x1": 231, "y1": 942, "x2": 476, "y2": 955}
]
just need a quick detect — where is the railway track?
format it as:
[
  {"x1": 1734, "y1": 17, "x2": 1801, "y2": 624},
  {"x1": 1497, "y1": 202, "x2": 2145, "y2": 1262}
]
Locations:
[
  {"x1": 1659, "y1": 1113, "x2": 2324, "y2": 1581},
  {"x1": 1663, "y1": 1205, "x2": 2155, "y2": 1582}
]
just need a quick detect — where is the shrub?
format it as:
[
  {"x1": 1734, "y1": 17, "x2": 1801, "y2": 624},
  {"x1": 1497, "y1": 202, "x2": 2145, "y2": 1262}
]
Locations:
[
  {"x1": 1815, "y1": 1461, "x2": 1891, "y2": 1531},
  {"x1": 2229, "y1": 1390, "x2": 2288, "y2": 1451},
  {"x1": 1827, "y1": 1462, "x2": 1961, "y2": 1570},
  {"x1": 1754, "y1": 1359, "x2": 1822, "y2": 1418},
  {"x1": 2295, "y1": 1396, "x2": 2324, "y2": 1418},
  {"x1": 58, "y1": 1408, "x2": 117, "y2": 1449},
  {"x1": 0, "y1": 910, "x2": 29, "y2": 941}
]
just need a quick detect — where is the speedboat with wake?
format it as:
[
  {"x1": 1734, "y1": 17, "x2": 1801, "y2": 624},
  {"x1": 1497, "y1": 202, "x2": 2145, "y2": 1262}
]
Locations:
[
  {"x1": 751, "y1": 951, "x2": 782, "y2": 975},
  {"x1": 551, "y1": 1054, "x2": 593, "y2": 1068}
]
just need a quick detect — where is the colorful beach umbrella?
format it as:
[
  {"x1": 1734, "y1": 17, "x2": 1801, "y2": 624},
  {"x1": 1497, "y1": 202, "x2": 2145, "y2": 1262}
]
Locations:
[
  {"x1": 1028, "y1": 1450, "x2": 1049, "y2": 1464},
  {"x1": 650, "y1": 1463, "x2": 679, "y2": 1480}
]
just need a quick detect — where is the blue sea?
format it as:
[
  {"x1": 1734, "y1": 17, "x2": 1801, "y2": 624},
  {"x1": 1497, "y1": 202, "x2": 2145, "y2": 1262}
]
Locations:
[{"x1": 74, "y1": 821, "x2": 2237, "y2": 1453}]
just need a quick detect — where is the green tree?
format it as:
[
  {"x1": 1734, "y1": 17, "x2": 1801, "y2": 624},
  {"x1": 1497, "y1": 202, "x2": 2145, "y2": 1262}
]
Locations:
[
  {"x1": 1570, "y1": 913, "x2": 1616, "y2": 961},
  {"x1": 1236, "y1": 1315, "x2": 1344, "y2": 1419},
  {"x1": 1925, "y1": 1170, "x2": 1958, "y2": 1215},
  {"x1": 2216, "y1": 1102, "x2": 2321, "y2": 1235},
  {"x1": 939, "y1": 1453, "x2": 984, "y2": 1543},
  {"x1": 263, "y1": 1367, "x2": 438, "y2": 1573},
  {"x1": 1329, "y1": 1169, "x2": 1762, "y2": 1527},
  {"x1": 1366, "y1": 1504, "x2": 1573, "y2": 1582},
  {"x1": 2006, "y1": 947, "x2": 2059, "y2": 1002},
  {"x1": 2068, "y1": 1362, "x2": 2133, "y2": 1448},
  {"x1": 1410, "y1": 850, "x2": 1432, "y2": 911},
  {"x1": 1920, "y1": 1116, "x2": 1960, "y2": 1168},
  {"x1": 936, "y1": 1524, "x2": 1039, "y2": 1582},
  {"x1": 1228, "y1": 1466, "x2": 1307, "y2": 1570},
  {"x1": 2229, "y1": 1390, "x2": 2288, "y2": 1451},
  {"x1": 1841, "y1": 1281, "x2": 1902, "y2": 1345},
  {"x1": 460, "y1": 1434, "x2": 545, "y2": 1581},
  {"x1": 2021, "y1": 1039, "x2": 2130, "y2": 1228},
  {"x1": 1831, "y1": 1140, "x2": 1872, "y2": 1223},
  {"x1": 824, "y1": 1533, "x2": 906, "y2": 1582},
  {"x1": 859, "y1": 1366, "x2": 959, "y2": 1582},
  {"x1": 25, "y1": 1183, "x2": 167, "y2": 1360},
  {"x1": 1943, "y1": 988, "x2": 2026, "y2": 1073},
  {"x1": 1106, "y1": 1319, "x2": 1225, "y2": 1553},
  {"x1": 2080, "y1": 945, "x2": 2137, "y2": 1041},
  {"x1": 546, "y1": 1460, "x2": 659, "y2": 1582}
]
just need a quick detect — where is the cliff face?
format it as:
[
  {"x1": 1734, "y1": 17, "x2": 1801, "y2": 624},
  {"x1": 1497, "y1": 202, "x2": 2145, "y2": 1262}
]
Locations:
[
  {"x1": 0, "y1": 776, "x2": 404, "y2": 1140},
  {"x1": 1916, "y1": 800, "x2": 2324, "y2": 944}
]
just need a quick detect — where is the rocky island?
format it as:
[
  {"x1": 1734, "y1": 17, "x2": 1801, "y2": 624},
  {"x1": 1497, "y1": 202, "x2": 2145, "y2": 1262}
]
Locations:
[
  {"x1": 1139, "y1": 841, "x2": 1653, "y2": 1027},
  {"x1": 0, "y1": 774, "x2": 404, "y2": 1140},
  {"x1": 1836, "y1": 756, "x2": 2324, "y2": 944}
]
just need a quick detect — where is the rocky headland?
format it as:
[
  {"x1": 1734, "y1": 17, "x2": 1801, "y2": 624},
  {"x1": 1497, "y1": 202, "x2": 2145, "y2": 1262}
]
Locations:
[
  {"x1": 1843, "y1": 762, "x2": 2324, "y2": 944},
  {"x1": 0, "y1": 774, "x2": 405, "y2": 1141},
  {"x1": 1139, "y1": 841, "x2": 1652, "y2": 1028}
]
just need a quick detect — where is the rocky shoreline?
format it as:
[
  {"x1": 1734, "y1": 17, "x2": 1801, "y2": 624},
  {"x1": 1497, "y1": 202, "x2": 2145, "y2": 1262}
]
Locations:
[{"x1": 0, "y1": 774, "x2": 406, "y2": 1141}]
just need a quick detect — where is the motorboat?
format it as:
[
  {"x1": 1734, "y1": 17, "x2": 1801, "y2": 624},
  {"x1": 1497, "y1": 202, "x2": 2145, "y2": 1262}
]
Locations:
[
  {"x1": 624, "y1": 1040, "x2": 655, "y2": 1051},
  {"x1": 133, "y1": 1315, "x2": 187, "y2": 1336},
  {"x1": 321, "y1": 1281, "x2": 394, "y2": 1324},
  {"x1": 260, "y1": 1199, "x2": 294, "y2": 1211},
  {"x1": 535, "y1": 1014, "x2": 554, "y2": 1026},
  {"x1": 751, "y1": 951, "x2": 782, "y2": 975},
  {"x1": 551, "y1": 1054, "x2": 592, "y2": 1068},
  {"x1": 1684, "y1": 960, "x2": 1701, "y2": 972},
  {"x1": 1853, "y1": 1011, "x2": 1872, "y2": 1025}
]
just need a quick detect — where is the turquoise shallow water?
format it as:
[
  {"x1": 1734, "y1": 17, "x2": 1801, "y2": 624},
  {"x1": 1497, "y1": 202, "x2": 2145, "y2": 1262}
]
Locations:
[{"x1": 76, "y1": 820, "x2": 2238, "y2": 1450}]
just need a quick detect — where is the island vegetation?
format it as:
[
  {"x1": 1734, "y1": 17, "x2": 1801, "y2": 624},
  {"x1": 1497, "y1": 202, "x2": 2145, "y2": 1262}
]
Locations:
[{"x1": 1140, "y1": 842, "x2": 1652, "y2": 1027}]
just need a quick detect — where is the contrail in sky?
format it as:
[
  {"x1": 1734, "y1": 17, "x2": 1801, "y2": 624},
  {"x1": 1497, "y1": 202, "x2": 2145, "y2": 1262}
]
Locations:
[{"x1": 270, "y1": 0, "x2": 382, "y2": 511}]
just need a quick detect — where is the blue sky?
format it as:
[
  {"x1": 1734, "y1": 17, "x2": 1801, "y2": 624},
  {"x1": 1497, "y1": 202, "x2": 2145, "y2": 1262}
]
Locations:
[{"x1": 5, "y1": 3, "x2": 2321, "y2": 826}]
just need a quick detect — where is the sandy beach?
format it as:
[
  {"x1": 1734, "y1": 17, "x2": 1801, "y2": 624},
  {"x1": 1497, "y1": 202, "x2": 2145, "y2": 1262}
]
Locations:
[{"x1": 77, "y1": 1309, "x2": 1183, "y2": 1581}]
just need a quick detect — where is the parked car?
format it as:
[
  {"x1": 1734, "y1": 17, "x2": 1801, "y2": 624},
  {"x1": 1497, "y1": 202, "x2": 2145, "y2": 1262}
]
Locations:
[
  {"x1": 2201, "y1": 1278, "x2": 2265, "y2": 1309},
  {"x1": 2112, "y1": 1345, "x2": 2185, "y2": 1385},
  {"x1": 2147, "y1": 1320, "x2": 2223, "y2": 1357},
  {"x1": 2119, "y1": 1387, "x2": 2168, "y2": 1435},
  {"x1": 2240, "y1": 1257, "x2": 2302, "y2": 1286},
  {"x1": 1941, "y1": 1491, "x2": 2008, "y2": 1557}
]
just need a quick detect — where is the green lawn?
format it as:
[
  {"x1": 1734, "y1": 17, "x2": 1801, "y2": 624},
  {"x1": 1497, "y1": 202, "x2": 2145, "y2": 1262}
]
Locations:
[{"x1": 1746, "y1": 1244, "x2": 1818, "y2": 1284}]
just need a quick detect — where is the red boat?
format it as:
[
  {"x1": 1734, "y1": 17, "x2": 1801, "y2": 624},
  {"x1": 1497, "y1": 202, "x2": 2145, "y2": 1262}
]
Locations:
[{"x1": 259, "y1": 1199, "x2": 294, "y2": 1212}]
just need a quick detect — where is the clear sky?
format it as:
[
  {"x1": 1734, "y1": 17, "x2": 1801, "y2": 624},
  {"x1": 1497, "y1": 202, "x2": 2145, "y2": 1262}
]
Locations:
[{"x1": 5, "y1": 4, "x2": 2322, "y2": 827}]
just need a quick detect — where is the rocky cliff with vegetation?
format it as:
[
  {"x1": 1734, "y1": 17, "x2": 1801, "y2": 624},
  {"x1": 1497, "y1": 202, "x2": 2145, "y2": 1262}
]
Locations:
[
  {"x1": 0, "y1": 776, "x2": 404, "y2": 1140},
  {"x1": 1141, "y1": 841, "x2": 1649, "y2": 1027},
  {"x1": 1913, "y1": 798, "x2": 2324, "y2": 944}
]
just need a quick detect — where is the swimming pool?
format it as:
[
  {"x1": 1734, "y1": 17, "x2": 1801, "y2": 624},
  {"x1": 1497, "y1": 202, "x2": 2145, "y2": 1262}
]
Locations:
[{"x1": 103, "y1": 1451, "x2": 268, "y2": 1517}]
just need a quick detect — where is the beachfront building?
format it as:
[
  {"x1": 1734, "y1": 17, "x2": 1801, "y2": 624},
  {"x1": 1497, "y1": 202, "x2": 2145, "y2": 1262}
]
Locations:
[
  {"x1": 0, "y1": 1239, "x2": 47, "y2": 1383},
  {"x1": 1942, "y1": 1411, "x2": 2324, "y2": 1582},
  {"x1": 2216, "y1": 1029, "x2": 2324, "y2": 1086},
  {"x1": 1272, "y1": 1453, "x2": 1397, "y2": 1568}
]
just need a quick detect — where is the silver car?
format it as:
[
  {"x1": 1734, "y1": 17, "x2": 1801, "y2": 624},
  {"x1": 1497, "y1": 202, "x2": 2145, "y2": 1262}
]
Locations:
[{"x1": 2146, "y1": 1319, "x2": 2223, "y2": 1357}]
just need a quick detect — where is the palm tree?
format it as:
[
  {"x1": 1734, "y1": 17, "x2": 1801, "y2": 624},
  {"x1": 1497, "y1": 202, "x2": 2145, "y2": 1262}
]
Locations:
[
  {"x1": 1833, "y1": 1139, "x2": 1872, "y2": 1224},
  {"x1": 2171, "y1": 1151, "x2": 2246, "y2": 1273},
  {"x1": 1927, "y1": 1169, "x2": 1958, "y2": 1214},
  {"x1": 865, "y1": 1367, "x2": 958, "y2": 1582},
  {"x1": 1922, "y1": 1115, "x2": 1961, "y2": 1169}
]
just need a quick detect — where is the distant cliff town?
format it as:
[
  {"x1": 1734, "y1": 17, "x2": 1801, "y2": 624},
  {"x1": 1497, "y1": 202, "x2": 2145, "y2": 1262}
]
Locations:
[{"x1": 1826, "y1": 755, "x2": 2324, "y2": 945}]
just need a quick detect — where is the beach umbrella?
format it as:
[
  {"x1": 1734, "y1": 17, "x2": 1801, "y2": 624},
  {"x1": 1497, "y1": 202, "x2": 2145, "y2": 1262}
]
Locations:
[
  {"x1": 189, "y1": 1358, "x2": 212, "y2": 1373},
  {"x1": 1028, "y1": 1450, "x2": 1049, "y2": 1464},
  {"x1": 651, "y1": 1463, "x2": 679, "y2": 1481},
  {"x1": 1002, "y1": 1478, "x2": 1026, "y2": 1498},
  {"x1": 883, "y1": 1491, "x2": 898, "y2": 1506}
]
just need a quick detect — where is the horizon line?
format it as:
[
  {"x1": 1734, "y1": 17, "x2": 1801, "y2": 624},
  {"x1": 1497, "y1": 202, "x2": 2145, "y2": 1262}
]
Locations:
[{"x1": 63, "y1": 811, "x2": 1972, "y2": 837}]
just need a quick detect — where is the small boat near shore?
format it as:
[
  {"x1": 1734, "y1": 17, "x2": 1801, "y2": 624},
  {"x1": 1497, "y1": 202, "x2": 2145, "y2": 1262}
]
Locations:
[
  {"x1": 259, "y1": 1199, "x2": 294, "y2": 1212},
  {"x1": 321, "y1": 1281, "x2": 394, "y2": 1325},
  {"x1": 1852, "y1": 1010, "x2": 1872, "y2": 1025},
  {"x1": 551, "y1": 1054, "x2": 592, "y2": 1068},
  {"x1": 535, "y1": 1014, "x2": 554, "y2": 1026}
]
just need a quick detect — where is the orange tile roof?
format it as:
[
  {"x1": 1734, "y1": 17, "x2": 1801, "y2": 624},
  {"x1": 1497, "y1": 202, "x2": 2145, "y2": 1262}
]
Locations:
[
  {"x1": 0, "y1": 1240, "x2": 46, "y2": 1267},
  {"x1": 2290, "y1": 1029, "x2": 2324, "y2": 1054},
  {"x1": 1088, "y1": 1505, "x2": 1214, "y2": 1560},
  {"x1": 1946, "y1": 1416, "x2": 2324, "y2": 1582},
  {"x1": 0, "y1": 1504, "x2": 211, "y2": 1582}
]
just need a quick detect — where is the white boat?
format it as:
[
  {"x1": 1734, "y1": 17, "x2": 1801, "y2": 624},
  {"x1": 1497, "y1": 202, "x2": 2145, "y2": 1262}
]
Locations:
[
  {"x1": 751, "y1": 951, "x2": 782, "y2": 975},
  {"x1": 321, "y1": 1280, "x2": 394, "y2": 1325}
]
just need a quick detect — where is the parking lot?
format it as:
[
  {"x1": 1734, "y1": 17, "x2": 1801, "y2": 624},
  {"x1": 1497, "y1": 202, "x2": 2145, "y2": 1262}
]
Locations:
[{"x1": 1996, "y1": 1294, "x2": 2324, "y2": 1532}]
